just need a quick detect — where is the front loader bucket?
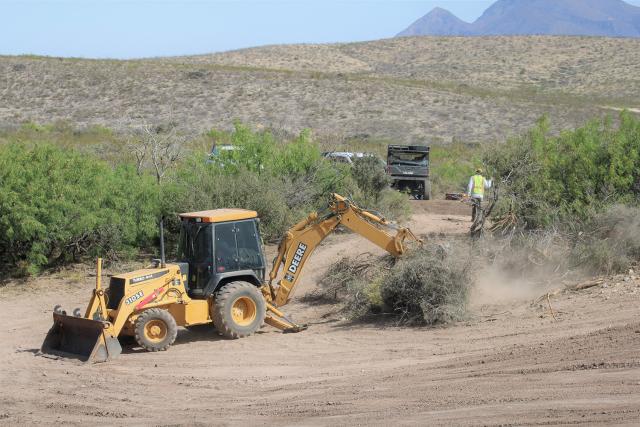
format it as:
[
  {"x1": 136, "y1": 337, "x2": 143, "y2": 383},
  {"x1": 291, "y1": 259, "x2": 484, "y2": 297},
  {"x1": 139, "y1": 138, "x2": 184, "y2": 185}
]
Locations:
[{"x1": 41, "y1": 313, "x2": 122, "y2": 363}]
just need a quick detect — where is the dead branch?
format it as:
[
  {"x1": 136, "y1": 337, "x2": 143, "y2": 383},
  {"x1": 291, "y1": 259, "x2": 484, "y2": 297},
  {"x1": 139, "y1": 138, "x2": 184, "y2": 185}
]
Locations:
[
  {"x1": 567, "y1": 278, "x2": 605, "y2": 291},
  {"x1": 128, "y1": 119, "x2": 191, "y2": 184}
]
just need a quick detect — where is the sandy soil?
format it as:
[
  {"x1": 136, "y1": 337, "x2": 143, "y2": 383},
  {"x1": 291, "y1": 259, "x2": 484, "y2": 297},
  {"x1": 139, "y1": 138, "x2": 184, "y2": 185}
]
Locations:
[{"x1": 1, "y1": 200, "x2": 639, "y2": 426}]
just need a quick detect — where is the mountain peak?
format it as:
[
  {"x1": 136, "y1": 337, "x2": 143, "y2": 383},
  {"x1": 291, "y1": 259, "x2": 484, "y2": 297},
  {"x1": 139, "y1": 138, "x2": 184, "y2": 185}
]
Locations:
[
  {"x1": 397, "y1": 0, "x2": 640, "y2": 37},
  {"x1": 397, "y1": 6, "x2": 472, "y2": 37},
  {"x1": 428, "y1": 7, "x2": 455, "y2": 16}
]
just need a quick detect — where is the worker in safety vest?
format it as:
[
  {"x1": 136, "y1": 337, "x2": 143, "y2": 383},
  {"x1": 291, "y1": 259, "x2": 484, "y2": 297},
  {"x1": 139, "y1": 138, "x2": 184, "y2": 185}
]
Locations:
[{"x1": 467, "y1": 168, "x2": 492, "y2": 221}]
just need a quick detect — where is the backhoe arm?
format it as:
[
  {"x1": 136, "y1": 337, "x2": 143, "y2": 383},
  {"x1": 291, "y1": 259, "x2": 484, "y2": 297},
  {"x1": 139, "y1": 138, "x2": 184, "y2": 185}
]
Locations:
[{"x1": 266, "y1": 194, "x2": 421, "y2": 308}]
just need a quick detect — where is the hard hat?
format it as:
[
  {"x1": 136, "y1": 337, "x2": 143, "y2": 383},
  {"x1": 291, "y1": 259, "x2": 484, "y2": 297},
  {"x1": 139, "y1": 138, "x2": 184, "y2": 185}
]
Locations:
[{"x1": 475, "y1": 167, "x2": 483, "y2": 174}]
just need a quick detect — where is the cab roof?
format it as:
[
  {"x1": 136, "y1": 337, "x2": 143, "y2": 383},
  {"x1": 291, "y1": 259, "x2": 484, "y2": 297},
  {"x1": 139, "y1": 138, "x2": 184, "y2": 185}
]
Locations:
[{"x1": 179, "y1": 208, "x2": 258, "y2": 223}]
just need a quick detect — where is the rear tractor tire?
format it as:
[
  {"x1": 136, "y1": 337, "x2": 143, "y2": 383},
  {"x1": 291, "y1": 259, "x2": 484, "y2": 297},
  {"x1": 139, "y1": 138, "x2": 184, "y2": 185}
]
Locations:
[
  {"x1": 134, "y1": 308, "x2": 178, "y2": 352},
  {"x1": 212, "y1": 281, "x2": 266, "y2": 339}
]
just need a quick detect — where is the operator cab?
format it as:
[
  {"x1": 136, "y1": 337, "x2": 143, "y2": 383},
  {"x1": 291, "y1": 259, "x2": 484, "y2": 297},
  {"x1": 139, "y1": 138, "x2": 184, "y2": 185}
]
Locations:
[{"x1": 178, "y1": 209, "x2": 265, "y2": 298}]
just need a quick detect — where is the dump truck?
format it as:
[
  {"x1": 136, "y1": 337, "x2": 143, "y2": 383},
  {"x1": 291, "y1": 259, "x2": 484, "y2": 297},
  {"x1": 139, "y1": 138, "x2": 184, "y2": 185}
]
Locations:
[
  {"x1": 42, "y1": 194, "x2": 421, "y2": 362},
  {"x1": 387, "y1": 145, "x2": 431, "y2": 200}
]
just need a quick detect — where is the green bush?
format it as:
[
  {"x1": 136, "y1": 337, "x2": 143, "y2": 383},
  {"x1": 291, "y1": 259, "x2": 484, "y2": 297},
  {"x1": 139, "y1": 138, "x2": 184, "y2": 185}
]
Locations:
[
  {"x1": 0, "y1": 143, "x2": 158, "y2": 275},
  {"x1": 0, "y1": 123, "x2": 411, "y2": 276},
  {"x1": 430, "y1": 143, "x2": 481, "y2": 196},
  {"x1": 166, "y1": 125, "x2": 362, "y2": 242},
  {"x1": 351, "y1": 156, "x2": 390, "y2": 205},
  {"x1": 210, "y1": 123, "x2": 324, "y2": 178},
  {"x1": 372, "y1": 189, "x2": 411, "y2": 222},
  {"x1": 190, "y1": 124, "x2": 408, "y2": 240},
  {"x1": 485, "y1": 113, "x2": 640, "y2": 229},
  {"x1": 165, "y1": 161, "x2": 309, "y2": 242},
  {"x1": 348, "y1": 156, "x2": 410, "y2": 220}
]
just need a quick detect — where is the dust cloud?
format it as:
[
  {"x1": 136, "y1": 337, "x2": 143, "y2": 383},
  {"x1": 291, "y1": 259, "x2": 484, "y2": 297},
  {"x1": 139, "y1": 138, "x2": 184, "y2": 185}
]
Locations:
[{"x1": 470, "y1": 265, "x2": 556, "y2": 306}]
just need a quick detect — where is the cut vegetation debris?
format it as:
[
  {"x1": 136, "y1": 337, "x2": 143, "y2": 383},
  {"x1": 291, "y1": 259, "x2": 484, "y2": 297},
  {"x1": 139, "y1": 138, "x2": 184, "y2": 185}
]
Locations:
[{"x1": 311, "y1": 243, "x2": 472, "y2": 325}]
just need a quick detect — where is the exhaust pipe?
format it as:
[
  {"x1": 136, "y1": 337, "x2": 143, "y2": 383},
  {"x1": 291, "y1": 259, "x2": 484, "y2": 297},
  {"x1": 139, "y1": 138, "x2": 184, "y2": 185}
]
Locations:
[{"x1": 159, "y1": 216, "x2": 166, "y2": 268}]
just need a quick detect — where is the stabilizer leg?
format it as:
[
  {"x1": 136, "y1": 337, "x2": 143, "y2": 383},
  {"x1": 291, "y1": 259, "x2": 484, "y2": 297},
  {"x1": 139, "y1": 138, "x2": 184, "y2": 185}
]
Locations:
[{"x1": 265, "y1": 303, "x2": 307, "y2": 333}]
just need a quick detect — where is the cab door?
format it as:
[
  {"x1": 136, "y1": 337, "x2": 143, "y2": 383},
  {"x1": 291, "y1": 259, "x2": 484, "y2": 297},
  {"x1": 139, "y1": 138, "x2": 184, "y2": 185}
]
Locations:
[{"x1": 179, "y1": 222, "x2": 214, "y2": 297}]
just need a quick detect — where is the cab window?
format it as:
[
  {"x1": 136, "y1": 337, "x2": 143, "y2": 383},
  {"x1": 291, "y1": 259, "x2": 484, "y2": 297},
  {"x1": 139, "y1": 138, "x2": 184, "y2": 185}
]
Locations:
[
  {"x1": 215, "y1": 222, "x2": 237, "y2": 272},
  {"x1": 236, "y1": 221, "x2": 263, "y2": 270}
]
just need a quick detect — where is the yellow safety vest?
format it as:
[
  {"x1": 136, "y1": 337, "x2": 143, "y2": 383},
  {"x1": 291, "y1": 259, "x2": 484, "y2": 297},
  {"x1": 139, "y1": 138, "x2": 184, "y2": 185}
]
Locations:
[{"x1": 472, "y1": 175, "x2": 485, "y2": 196}]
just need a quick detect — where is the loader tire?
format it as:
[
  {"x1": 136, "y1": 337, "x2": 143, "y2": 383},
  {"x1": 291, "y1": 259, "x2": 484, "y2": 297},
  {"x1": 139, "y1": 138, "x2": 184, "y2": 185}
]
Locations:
[
  {"x1": 212, "y1": 281, "x2": 265, "y2": 339},
  {"x1": 134, "y1": 308, "x2": 178, "y2": 352}
]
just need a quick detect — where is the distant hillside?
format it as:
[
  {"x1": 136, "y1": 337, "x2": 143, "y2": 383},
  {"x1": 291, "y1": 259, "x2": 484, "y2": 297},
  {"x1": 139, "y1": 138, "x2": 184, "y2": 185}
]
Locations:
[
  {"x1": 398, "y1": 0, "x2": 640, "y2": 37},
  {"x1": 1, "y1": 36, "x2": 639, "y2": 144}
]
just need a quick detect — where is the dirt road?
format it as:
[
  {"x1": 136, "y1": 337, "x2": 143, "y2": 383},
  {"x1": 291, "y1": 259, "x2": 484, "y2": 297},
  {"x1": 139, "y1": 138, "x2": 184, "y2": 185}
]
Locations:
[{"x1": 1, "y1": 201, "x2": 639, "y2": 426}]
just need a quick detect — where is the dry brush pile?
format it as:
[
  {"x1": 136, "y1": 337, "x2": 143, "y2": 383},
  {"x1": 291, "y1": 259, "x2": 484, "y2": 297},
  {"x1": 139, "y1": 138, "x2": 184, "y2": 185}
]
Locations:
[
  {"x1": 309, "y1": 207, "x2": 640, "y2": 326},
  {"x1": 308, "y1": 243, "x2": 473, "y2": 326}
]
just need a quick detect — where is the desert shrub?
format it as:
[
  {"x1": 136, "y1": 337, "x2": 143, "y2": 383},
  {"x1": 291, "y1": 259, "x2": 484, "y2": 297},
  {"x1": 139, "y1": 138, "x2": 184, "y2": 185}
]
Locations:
[
  {"x1": 369, "y1": 189, "x2": 411, "y2": 222},
  {"x1": 571, "y1": 205, "x2": 640, "y2": 275},
  {"x1": 485, "y1": 113, "x2": 640, "y2": 229},
  {"x1": 429, "y1": 142, "x2": 481, "y2": 195},
  {"x1": 188, "y1": 124, "x2": 408, "y2": 239},
  {"x1": 209, "y1": 123, "x2": 324, "y2": 179},
  {"x1": 482, "y1": 113, "x2": 640, "y2": 276},
  {"x1": 351, "y1": 156, "x2": 390, "y2": 205},
  {"x1": 165, "y1": 160, "x2": 309, "y2": 242},
  {"x1": 166, "y1": 126, "x2": 362, "y2": 242},
  {"x1": 207, "y1": 124, "x2": 359, "y2": 199},
  {"x1": 0, "y1": 122, "x2": 410, "y2": 276},
  {"x1": 0, "y1": 143, "x2": 159, "y2": 275},
  {"x1": 473, "y1": 204, "x2": 640, "y2": 282},
  {"x1": 348, "y1": 156, "x2": 409, "y2": 220}
]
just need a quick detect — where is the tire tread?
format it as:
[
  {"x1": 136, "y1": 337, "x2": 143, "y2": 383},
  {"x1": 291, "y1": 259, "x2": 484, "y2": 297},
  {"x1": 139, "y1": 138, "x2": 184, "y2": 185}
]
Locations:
[
  {"x1": 134, "y1": 308, "x2": 178, "y2": 352},
  {"x1": 212, "y1": 281, "x2": 265, "y2": 339}
]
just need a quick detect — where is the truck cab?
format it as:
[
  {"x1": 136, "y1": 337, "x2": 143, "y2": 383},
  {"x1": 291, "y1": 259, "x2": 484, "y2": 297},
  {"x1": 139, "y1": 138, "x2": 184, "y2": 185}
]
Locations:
[
  {"x1": 178, "y1": 209, "x2": 266, "y2": 298},
  {"x1": 386, "y1": 145, "x2": 431, "y2": 200}
]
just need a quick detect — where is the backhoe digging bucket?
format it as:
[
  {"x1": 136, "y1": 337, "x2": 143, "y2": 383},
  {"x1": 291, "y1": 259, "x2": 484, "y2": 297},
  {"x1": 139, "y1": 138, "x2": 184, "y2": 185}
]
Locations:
[{"x1": 41, "y1": 313, "x2": 122, "y2": 363}]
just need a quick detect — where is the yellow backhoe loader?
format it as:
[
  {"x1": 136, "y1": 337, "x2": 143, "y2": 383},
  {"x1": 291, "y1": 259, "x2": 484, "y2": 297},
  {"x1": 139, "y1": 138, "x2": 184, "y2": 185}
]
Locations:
[{"x1": 42, "y1": 194, "x2": 421, "y2": 362}]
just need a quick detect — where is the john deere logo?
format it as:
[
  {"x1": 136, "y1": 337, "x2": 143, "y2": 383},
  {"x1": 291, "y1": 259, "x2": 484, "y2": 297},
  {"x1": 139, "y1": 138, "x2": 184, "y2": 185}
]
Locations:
[{"x1": 287, "y1": 243, "x2": 307, "y2": 274}]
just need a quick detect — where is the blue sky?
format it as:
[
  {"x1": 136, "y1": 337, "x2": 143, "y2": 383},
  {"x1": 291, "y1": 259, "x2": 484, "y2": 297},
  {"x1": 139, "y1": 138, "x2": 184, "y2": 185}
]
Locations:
[{"x1": 2, "y1": 0, "x2": 640, "y2": 58}]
